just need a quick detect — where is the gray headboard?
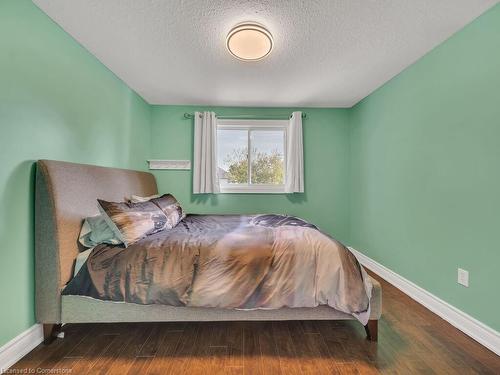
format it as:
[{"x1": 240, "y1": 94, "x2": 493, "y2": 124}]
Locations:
[{"x1": 35, "y1": 160, "x2": 158, "y2": 323}]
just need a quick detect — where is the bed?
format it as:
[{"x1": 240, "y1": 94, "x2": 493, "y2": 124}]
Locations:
[{"x1": 35, "y1": 159, "x2": 381, "y2": 343}]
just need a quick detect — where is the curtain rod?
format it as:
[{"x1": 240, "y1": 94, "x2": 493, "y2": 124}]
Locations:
[{"x1": 183, "y1": 112, "x2": 306, "y2": 120}]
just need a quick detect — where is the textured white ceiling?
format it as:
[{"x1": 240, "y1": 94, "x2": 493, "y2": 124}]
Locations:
[{"x1": 33, "y1": 0, "x2": 497, "y2": 107}]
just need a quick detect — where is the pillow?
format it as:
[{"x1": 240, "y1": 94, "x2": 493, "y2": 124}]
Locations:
[
  {"x1": 129, "y1": 194, "x2": 160, "y2": 203},
  {"x1": 149, "y1": 194, "x2": 185, "y2": 229},
  {"x1": 74, "y1": 247, "x2": 93, "y2": 277},
  {"x1": 97, "y1": 199, "x2": 169, "y2": 247},
  {"x1": 78, "y1": 215, "x2": 122, "y2": 248}
]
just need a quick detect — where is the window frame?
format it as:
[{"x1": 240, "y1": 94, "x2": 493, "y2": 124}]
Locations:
[{"x1": 217, "y1": 119, "x2": 288, "y2": 194}]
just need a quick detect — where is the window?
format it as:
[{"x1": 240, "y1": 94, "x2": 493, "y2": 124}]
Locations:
[{"x1": 217, "y1": 119, "x2": 287, "y2": 193}]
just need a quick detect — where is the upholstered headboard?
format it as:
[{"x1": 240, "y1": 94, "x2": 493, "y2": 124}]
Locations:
[{"x1": 35, "y1": 160, "x2": 158, "y2": 323}]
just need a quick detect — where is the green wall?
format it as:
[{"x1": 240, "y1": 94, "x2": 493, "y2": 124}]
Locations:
[
  {"x1": 0, "y1": 0, "x2": 150, "y2": 346},
  {"x1": 349, "y1": 5, "x2": 500, "y2": 330},
  {"x1": 151, "y1": 106, "x2": 351, "y2": 243}
]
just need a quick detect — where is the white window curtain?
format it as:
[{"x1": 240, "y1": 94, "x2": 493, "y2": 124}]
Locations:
[
  {"x1": 193, "y1": 111, "x2": 220, "y2": 194},
  {"x1": 285, "y1": 111, "x2": 304, "y2": 193}
]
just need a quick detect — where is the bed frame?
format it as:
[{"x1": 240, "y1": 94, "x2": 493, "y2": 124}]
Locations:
[{"x1": 35, "y1": 160, "x2": 381, "y2": 344}]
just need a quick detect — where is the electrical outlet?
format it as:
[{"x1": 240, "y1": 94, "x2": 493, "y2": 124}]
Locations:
[{"x1": 457, "y1": 268, "x2": 469, "y2": 287}]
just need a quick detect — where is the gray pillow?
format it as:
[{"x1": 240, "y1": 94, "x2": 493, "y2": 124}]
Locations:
[
  {"x1": 149, "y1": 194, "x2": 185, "y2": 229},
  {"x1": 78, "y1": 215, "x2": 122, "y2": 248}
]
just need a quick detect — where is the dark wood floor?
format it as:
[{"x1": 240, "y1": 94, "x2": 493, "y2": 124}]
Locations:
[{"x1": 12, "y1": 273, "x2": 500, "y2": 374}]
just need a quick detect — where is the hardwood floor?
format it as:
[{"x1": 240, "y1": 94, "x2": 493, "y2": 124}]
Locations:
[{"x1": 12, "y1": 273, "x2": 500, "y2": 374}]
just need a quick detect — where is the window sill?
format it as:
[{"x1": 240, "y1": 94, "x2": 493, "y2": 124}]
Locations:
[{"x1": 219, "y1": 185, "x2": 286, "y2": 194}]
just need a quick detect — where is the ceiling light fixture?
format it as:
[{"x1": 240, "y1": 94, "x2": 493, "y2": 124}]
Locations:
[{"x1": 226, "y1": 22, "x2": 273, "y2": 61}]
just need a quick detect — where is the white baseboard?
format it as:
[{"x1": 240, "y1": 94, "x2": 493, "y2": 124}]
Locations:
[
  {"x1": 0, "y1": 324, "x2": 44, "y2": 372},
  {"x1": 350, "y1": 247, "x2": 500, "y2": 356}
]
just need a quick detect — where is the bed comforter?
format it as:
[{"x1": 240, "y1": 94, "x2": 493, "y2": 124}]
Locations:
[{"x1": 63, "y1": 214, "x2": 373, "y2": 324}]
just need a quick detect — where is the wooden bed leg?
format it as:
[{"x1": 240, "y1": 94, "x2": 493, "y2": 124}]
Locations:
[
  {"x1": 365, "y1": 320, "x2": 378, "y2": 342},
  {"x1": 43, "y1": 324, "x2": 62, "y2": 345}
]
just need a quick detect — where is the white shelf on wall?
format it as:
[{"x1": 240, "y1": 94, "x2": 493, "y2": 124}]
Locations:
[{"x1": 147, "y1": 160, "x2": 191, "y2": 170}]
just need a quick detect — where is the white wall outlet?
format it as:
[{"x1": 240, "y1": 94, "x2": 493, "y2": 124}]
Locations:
[{"x1": 457, "y1": 268, "x2": 469, "y2": 287}]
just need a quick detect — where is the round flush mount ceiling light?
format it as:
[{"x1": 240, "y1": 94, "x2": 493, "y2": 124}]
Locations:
[{"x1": 226, "y1": 23, "x2": 273, "y2": 61}]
